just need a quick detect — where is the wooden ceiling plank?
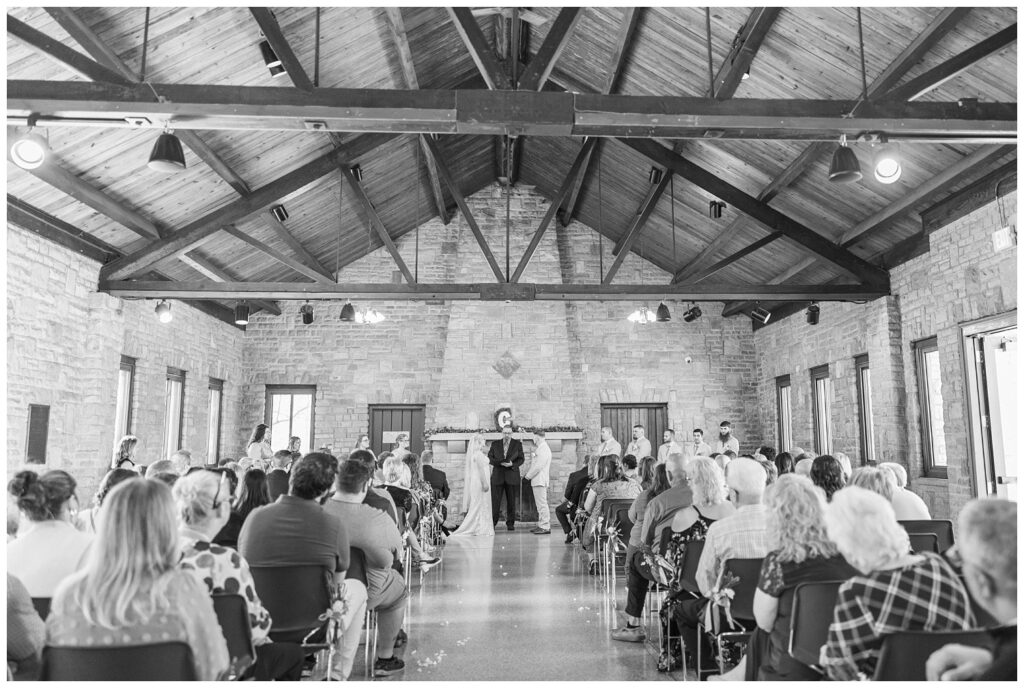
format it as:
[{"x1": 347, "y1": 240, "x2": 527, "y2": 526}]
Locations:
[
  {"x1": 43, "y1": 7, "x2": 138, "y2": 83},
  {"x1": 8, "y1": 194, "x2": 115, "y2": 263},
  {"x1": 175, "y1": 130, "x2": 251, "y2": 196},
  {"x1": 221, "y1": 225, "x2": 330, "y2": 285},
  {"x1": 686, "y1": 232, "x2": 784, "y2": 284},
  {"x1": 882, "y1": 24, "x2": 1018, "y2": 103},
  {"x1": 248, "y1": 8, "x2": 314, "y2": 92},
  {"x1": 447, "y1": 7, "x2": 513, "y2": 90},
  {"x1": 518, "y1": 8, "x2": 583, "y2": 92},
  {"x1": 339, "y1": 166, "x2": 416, "y2": 284},
  {"x1": 602, "y1": 171, "x2": 673, "y2": 285},
  {"x1": 421, "y1": 135, "x2": 504, "y2": 282},
  {"x1": 712, "y1": 8, "x2": 781, "y2": 100},
  {"x1": 260, "y1": 213, "x2": 336, "y2": 283},
  {"x1": 7, "y1": 15, "x2": 134, "y2": 85},
  {"x1": 869, "y1": 8, "x2": 972, "y2": 97},
  {"x1": 178, "y1": 251, "x2": 281, "y2": 314}
]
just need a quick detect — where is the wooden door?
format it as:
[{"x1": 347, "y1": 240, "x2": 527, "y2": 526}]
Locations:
[
  {"x1": 368, "y1": 405, "x2": 426, "y2": 457},
  {"x1": 600, "y1": 403, "x2": 668, "y2": 457}
]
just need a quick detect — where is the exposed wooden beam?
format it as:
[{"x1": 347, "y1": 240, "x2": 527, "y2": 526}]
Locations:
[
  {"x1": 711, "y1": 8, "x2": 781, "y2": 100},
  {"x1": 44, "y1": 7, "x2": 138, "y2": 82},
  {"x1": 10, "y1": 81, "x2": 1016, "y2": 140},
  {"x1": 621, "y1": 138, "x2": 890, "y2": 287},
  {"x1": 178, "y1": 251, "x2": 281, "y2": 315},
  {"x1": 99, "y1": 280, "x2": 890, "y2": 302},
  {"x1": 249, "y1": 8, "x2": 313, "y2": 92},
  {"x1": 260, "y1": 213, "x2": 336, "y2": 283},
  {"x1": 175, "y1": 130, "x2": 251, "y2": 196},
  {"x1": 421, "y1": 135, "x2": 504, "y2": 282},
  {"x1": 686, "y1": 232, "x2": 784, "y2": 284},
  {"x1": 602, "y1": 172, "x2": 673, "y2": 285},
  {"x1": 882, "y1": 24, "x2": 1017, "y2": 103},
  {"x1": 512, "y1": 137, "x2": 599, "y2": 282},
  {"x1": 870, "y1": 8, "x2": 972, "y2": 96},
  {"x1": 518, "y1": 8, "x2": 583, "y2": 91},
  {"x1": 7, "y1": 194, "x2": 117, "y2": 263},
  {"x1": 447, "y1": 7, "x2": 513, "y2": 90},
  {"x1": 922, "y1": 158, "x2": 1016, "y2": 234},
  {"x1": 339, "y1": 166, "x2": 416, "y2": 284},
  {"x1": 98, "y1": 133, "x2": 395, "y2": 281},
  {"x1": 7, "y1": 15, "x2": 133, "y2": 85},
  {"x1": 220, "y1": 225, "x2": 332, "y2": 285}
]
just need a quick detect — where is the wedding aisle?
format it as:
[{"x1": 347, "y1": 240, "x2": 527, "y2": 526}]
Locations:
[{"x1": 372, "y1": 531, "x2": 676, "y2": 681}]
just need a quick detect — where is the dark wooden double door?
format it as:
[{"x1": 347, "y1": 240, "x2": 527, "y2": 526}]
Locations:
[
  {"x1": 368, "y1": 405, "x2": 425, "y2": 457},
  {"x1": 601, "y1": 403, "x2": 669, "y2": 456}
]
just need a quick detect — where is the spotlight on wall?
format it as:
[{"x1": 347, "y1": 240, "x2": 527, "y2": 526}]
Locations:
[
  {"x1": 340, "y1": 300, "x2": 355, "y2": 322},
  {"x1": 683, "y1": 304, "x2": 702, "y2": 322},
  {"x1": 154, "y1": 299, "x2": 172, "y2": 323},
  {"x1": 300, "y1": 302, "x2": 314, "y2": 325},
  {"x1": 749, "y1": 306, "x2": 772, "y2": 325},
  {"x1": 10, "y1": 129, "x2": 49, "y2": 170},
  {"x1": 234, "y1": 302, "x2": 250, "y2": 325},
  {"x1": 259, "y1": 39, "x2": 286, "y2": 78},
  {"x1": 806, "y1": 302, "x2": 820, "y2": 325},
  {"x1": 828, "y1": 134, "x2": 862, "y2": 183},
  {"x1": 656, "y1": 302, "x2": 671, "y2": 322},
  {"x1": 147, "y1": 129, "x2": 186, "y2": 172}
]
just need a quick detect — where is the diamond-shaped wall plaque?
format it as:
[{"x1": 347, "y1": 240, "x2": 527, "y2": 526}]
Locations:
[{"x1": 492, "y1": 350, "x2": 521, "y2": 379}]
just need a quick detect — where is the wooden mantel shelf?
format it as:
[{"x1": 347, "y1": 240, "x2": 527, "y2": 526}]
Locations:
[{"x1": 426, "y1": 432, "x2": 583, "y2": 441}]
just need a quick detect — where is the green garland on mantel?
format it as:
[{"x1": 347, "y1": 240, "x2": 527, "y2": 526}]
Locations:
[{"x1": 424, "y1": 425, "x2": 583, "y2": 438}]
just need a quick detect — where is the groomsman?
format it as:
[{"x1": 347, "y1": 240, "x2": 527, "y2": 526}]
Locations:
[
  {"x1": 597, "y1": 426, "x2": 621, "y2": 458},
  {"x1": 657, "y1": 429, "x2": 683, "y2": 464},
  {"x1": 626, "y1": 425, "x2": 652, "y2": 460},
  {"x1": 525, "y1": 431, "x2": 552, "y2": 535}
]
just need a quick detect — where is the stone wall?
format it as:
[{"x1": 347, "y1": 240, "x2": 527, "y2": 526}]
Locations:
[{"x1": 6, "y1": 223, "x2": 245, "y2": 502}]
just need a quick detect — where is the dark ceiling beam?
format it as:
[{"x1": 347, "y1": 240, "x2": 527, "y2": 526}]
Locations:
[
  {"x1": 686, "y1": 232, "x2": 784, "y2": 284},
  {"x1": 99, "y1": 280, "x2": 890, "y2": 303},
  {"x1": 620, "y1": 138, "x2": 890, "y2": 287},
  {"x1": 711, "y1": 8, "x2": 781, "y2": 100},
  {"x1": 383, "y1": 9, "x2": 452, "y2": 225},
  {"x1": 260, "y1": 213, "x2": 335, "y2": 283},
  {"x1": 248, "y1": 8, "x2": 313, "y2": 92},
  {"x1": 421, "y1": 135, "x2": 504, "y2": 282},
  {"x1": 602, "y1": 172, "x2": 673, "y2": 285},
  {"x1": 10, "y1": 81, "x2": 1016, "y2": 140},
  {"x1": 98, "y1": 132, "x2": 395, "y2": 281},
  {"x1": 882, "y1": 24, "x2": 1017, "y2": 103},
  {"x1": 178, "y1": 251, "x2": 281, "y2": 315},
  {"x1": 922, "y1": 158, "x2": 1016, "y2": 234},
  {"x1": 559, "y1": 8, "x2": 640, "y2": 227},
  {"x1": 869, "y1": 8, "x2": 973, "y2": 96},
  {"x1": 43, "y1": 7, "x2": 138, "y2": 82},
  {"x1": 175, "y1": 130, "x2": 251, "y2": 196},
  {"x1": 339, "y1": 166, "x2": 417, "y2": 284},
  {"x1": 220, "y1": 225, "x2": 333, "y2": 284},
  {"x1": 517, "y1": 8, "x2": 583, "y2": 91},
  {"x1": 7, "y1": 15, "x2": 133, "y2": 85},
  {"x1": 447, "y1": 7, "x2": 513, "y2": 90}
]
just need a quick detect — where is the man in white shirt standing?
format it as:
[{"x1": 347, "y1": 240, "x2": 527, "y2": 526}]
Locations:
[
  {"x1": 597, "y1": 426, "x2": 622, "y2": 458},
  {"x1": 526, "y1": 431, "x2": 552, "y2": 535},
  {"x1": 626, "y1": 424, "x2": 652, "y2": 461},
  {"x1": 686, "y1": 428, "x2": 713, "y2": 458},
  {"x1": 714, "y1": 420, "x2": 740, "y2": 455},
  {"x1": 656, "y1": 429, "x2": 683, "y2": 464}
]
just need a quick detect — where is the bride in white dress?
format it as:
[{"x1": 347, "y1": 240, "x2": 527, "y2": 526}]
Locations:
[{"x1": 449, "y1": 434, "x2": 494, "y2": 537}]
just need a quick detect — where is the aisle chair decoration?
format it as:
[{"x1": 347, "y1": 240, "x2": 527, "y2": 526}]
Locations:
[{"x1": 313, "y1": 580, "x2": 351, "y2": 682}]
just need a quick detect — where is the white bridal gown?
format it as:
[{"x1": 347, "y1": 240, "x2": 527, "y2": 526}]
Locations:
[{"x1": 450, "y1": 451, "x2": 494, "y2": 536}]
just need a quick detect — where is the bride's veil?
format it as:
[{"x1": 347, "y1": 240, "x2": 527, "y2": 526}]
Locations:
[{"x1": 461, "y1": 433, "x2": 484, "y2": 512}]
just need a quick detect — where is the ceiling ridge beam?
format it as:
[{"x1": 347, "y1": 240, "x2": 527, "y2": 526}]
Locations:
[
  {"x1": 221, "y1": 224, "x2": 330, "y2": 284},
  {"x1": 711, "y1": 7, "x2": 781, "y2": 100},
  {"x1": 339, "y1": 166, "x2": 416, "y2": 284},
  {"x1": 447, "y1": 7, "x2": 513, "y2": 90},
  {"x1": 7, "y1": 15, "x2": 133, "y2": 85},
  {"x1": 518, "y1": 8, "x2": 583, "y2": 92},
  {"x1": 178, "y1": 251, "x2": 281, "y2": 315},
  {"x1": 44, "y1": 7, "x2": 138, "y2": 82},
  {"x1": 602, "y1": 171, "x2": 673, "y2": 285},
  {"x1": 249, "y1": 8, "x2": 313, "y2": 92}
]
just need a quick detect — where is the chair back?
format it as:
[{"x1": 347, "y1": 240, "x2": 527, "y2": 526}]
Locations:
[
  {"x1": 212, "y1": 593, "x2": 255, "y2": 677},
  {"x1": 788, "y1": 580, "x2": 844, "y2": 667},
  {"x1": 611, "y1": 504, "x2": 633, "y2": 541},
  {"x1": 873, "y1": 628, "x2": 991, "y2": 681},
  {"x1": 658, "y1": 526, "x2": 675, "y2": 556},
  {"x1": 347, "y1": 547, "x2": 369, "y2": 585},
  {"x1": 31, "y1": 597, "x2": 51, "y2": 620},
  {"x1": 40, "y1": 642, "x2": 197, "y2": 680},
  {"x1": 908, "y1": 531, "x2": 939, "y2": 554},
  {"x1": 678, "y1": 539, "x2": 705, "y2": 595},
  {"x1": 250, "y1": 565, "x2": 331, "y2": 642},
  {"x1": 721, "y1": 558, "x2": 764, "y2": 621},
  {"x1": 899, "y1": 519, "x2": 954, "y2": 553}
]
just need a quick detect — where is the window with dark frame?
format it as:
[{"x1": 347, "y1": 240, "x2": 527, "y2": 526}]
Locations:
[
  {"x1": 207, "y1": 378, "x2": 224, "y2": 465},
  {"x1": 164, "y1": 368, "x2": 186, "y2": 461},
  {"x1": 26, "y1": 404, "x2": 50, "y2": 464},
  {"x1": 810, "y1": 364, "x2": 832, "y2": 455},
  {"x1": 113, "y1": 355, "x2": 136, "y2": 441},
  {"x1": 914, "y1": 336, "x2": 948, "y2": 478},
  {"x1": 854, "y1": 354, "x2": 875, "y2": 465},
  {"x1": 265, "y1": 385, "x2": 316, "y2": 454},
  {"x1": 775, "y1": 375, "x2": 792, "y2": 452}
]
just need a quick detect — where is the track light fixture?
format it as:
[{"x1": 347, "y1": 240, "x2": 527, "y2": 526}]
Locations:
[
  {"x1": 10, "y1": 120, "x2": 49, "y2": 170},
  {"x1": 147, "y1": 127, "x2": 186, "y2": 172},
  {"x1": 300, "y1": 302, "x2": 314, "y2": 325},
  {"x1": 683, "y1": 303, "x2": 702, "y2": 322},
  {"x1": 649, "y1": 167, "x2": 663, "y2": 185},
  {"x1": 271, "y1": 205, "x2": 289, "y2": 222},
  {"x1": 259, "y1": 39, "x2": 286, "y2": 78},
  {"x1": 709, "y1": 201, "x2": 726, "y2": 219},
  {"x1": 154, "y1": 299, "x2": 172, "y2": 323},
  {"x1": 351, "y1": 164, "x2": 363, "y2": 181},
  {"x1": 828, "y1": 134, "x2": 862, "y2": 183},
  {"x1": 870, "y1": 134, "x2": 902, "y2": 184},
  {"x1": 656, "y1": 302, "x2": 671, "y2": 322},
  {"x1": 806, "y1": 302, "x2": 820, "y2": 325},
  {"x1": 340, "y1": 300, "x2": 356, "y2": 322},
  {"x1": 234, "y1": 302, "x2": 250, "y2": 325},
  {"x1": 749, "y1": 306, "x2": 772, "y2": 325}
]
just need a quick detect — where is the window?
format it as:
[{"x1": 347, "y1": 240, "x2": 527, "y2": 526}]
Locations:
[
  {"x1": 915, "y1": 337, "x2": 947, "y2": 477},
  {"x1": 265, "y1": 385, "x2": 315, "y2": 453},
  {"x1": 26, "y1": 404, "x2": 50, "y2": 464},
  {"x1": 207, "y1": 378, "x2": 224, "y2": 464},
  {"x1": 854, "y1": 354, "x2": 875, "y2": 465},
  {"x1": 113, "y1": 355, "x2": 136, "y2": 440},
  {"x1": 775, "y1": 375, "x2": 792, "y2": 452},
  {"x1": 163, "y1": 368, "x2": 185, "y2": 461},
  {"x1": 810, "y1": 364, "x2": 832, "y2": 454}
]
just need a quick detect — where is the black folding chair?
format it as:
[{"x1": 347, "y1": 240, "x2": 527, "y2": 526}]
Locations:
[
  {"x1": 347, "y1": 548, "x2": 379, "y2": 678},
  {"x1": 40, "y1": 642, "x2": 197, "y2": 680},
  {"x1": 249, "y1": 564, "x2": 334, "y2": 674},
  {"x1": 899, "y1": 519, "x2": 955, "y2": 553},
  {"x1": 873, "y1": 628, "x2": 991, "y2": 681},
  {"x1": 697, "y1": 557, "x2": 763, "y2": 678},
  {"x1": 212, "y1": 593, "x2": 256, "y2": 680},
  {"x1": 909, "y1": 531, "x2": 940, "y2": 554},
  {"x1": 677, "y1": 539, "x2": 705, "y2": 597},
  {"x1": 787, "y1": 580, "x2": 845, "y2": 669}
]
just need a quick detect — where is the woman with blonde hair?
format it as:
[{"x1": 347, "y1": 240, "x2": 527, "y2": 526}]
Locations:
[
  {"x1": 45, "y1": 479, "x2": 229, "y2": 680},
  {"x1": 111, "y1": 434, "x2": 140, "y2": 470},
  {"x1": 849, "y1": 466, "x2": 896, "y2": 502}
]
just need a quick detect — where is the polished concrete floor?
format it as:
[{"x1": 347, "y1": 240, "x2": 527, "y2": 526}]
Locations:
[{"x1": 354, "y1": 529, "x2": 680, "y2": 681}]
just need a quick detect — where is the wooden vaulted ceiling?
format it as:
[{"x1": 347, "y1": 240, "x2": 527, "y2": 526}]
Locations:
[{"x1": 5, "y1": 6, "x2": 1018, "y2": 324}]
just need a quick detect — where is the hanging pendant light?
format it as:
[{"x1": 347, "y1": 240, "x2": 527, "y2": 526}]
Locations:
[
  {"x1": 656, "y1": 302, "x2": 671, "y2": 322},
  {"x1": 234, "y1": 302, "x2": 250, "y2": 325},
  {"x1": 300, "y1": 302, "x2": 314, "y2": 325},
  {"x1": 147, "y1": 129, "x2": 186, "y2": 172},
  {"x1": 154, "y1": 299, "x2": 172, "y2": 323},
  {"x1": 828, "y1": 134, "x2": 862, "y2": 183},
  {"x1": 340, "y1": 300, "x2": 355, "y2": 322}
]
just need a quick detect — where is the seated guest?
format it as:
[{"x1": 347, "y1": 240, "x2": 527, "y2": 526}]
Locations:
[
  {"x1": 794, "y1": 457, "x2": 813, "y2": 476},
  {"x1": 173, "y1": 471, "x2": 304, "y2": 680},
  {"x1": 8, "y1": 574, "x2": 45, "y2": 680},
  {"x1": 555, "y1": 454, "x2": 591, "y2": 543},
  {"x1": 111, "y1": 434, "x2": 140, "y2": 471},
  {"x1": 46, "y1": 479, "x2": 228, "y2": 680},
  {"x1": 810, "y1": 454, "x2": 846, "y2": 501},
  {"x1": 238, "y1": 453, "x2": 369, "y2": 681},
  {"x1": 324, "y1": 460, "x2": 411, "y2": 677},
  {"x1": 7, "y1": 470, "x2": 93, "y2": 598},
  {"x1": 77, "y1": 468, "x2": 140, "y2": 534},
  {"x1": 420, "y1": 450, "x2": 451, "y2": 534},
  {"x1": 581, "y1": 455, "x2": 642, "y2": 572},
  {"x1": 612, "y1": 453, "x2": 692, "y2": 642},
  {"x1": 927, "y1": 498, "x2": 1016, "y2": 681},
  {"x1": 879, "y1": 462, "x2": 932, "y2": 519},
  {"x1": 171, "y1": 449, "x2": 192, "y2": 475},
  {"x1": 621, "y1": 454, "x2": 640, "y2": 483},
  {"x1": 145, "y1": 459, "x2": 177, "y2": 480},
  {"x1": 757, "y1": 457, "x2": 779, "y2": 486},
  {"x1": 375, "y1": 451, "x2": 393, "y2": 485},
  {"x1": 211, "y1": 467, "x2": 244, "y2": 548},
  {"x1": 353, "y1": 434, "x2": 376, "y2": 461},
  {"x1": 266, "y1": 450, "x2": 292, "y2": 502},
  {"x1": 773, "y1": 451, "x2": 794, "y2": 476},
  {"x1": 382, "y1": 461, "x2": 441, "y2": 570},
  {"x1": 713, "y1": 452, "x2": 730, "y2": 473},
  {"x1": 849, "y1": 466, "x2": 896, "y2": 501},
  {"x1": 350, "y1": 450, "x2": 398, "y2": 523},
  {"x1": 756, "y1": 445, "x2": 776, "y2": 464},
  {"x1": 833, "y1": 451, "x2": 853, "y2": 482},
  {"x1": 820, "y1": 487, "x2": 973, "y2": 681},
  {"x1": 636, "y1": 455, "x2": 656, "y2": 491}
]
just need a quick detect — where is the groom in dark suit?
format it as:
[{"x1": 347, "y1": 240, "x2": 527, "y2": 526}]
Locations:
[{"x1": 488, "y1": 425, "x2": 524, "y2": 531}]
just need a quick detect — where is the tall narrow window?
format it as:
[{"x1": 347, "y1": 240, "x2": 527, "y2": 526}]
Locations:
[
  {"x1": 915, "y1": 337, "x2": 947, "y2": 477},
  {"x1": 113, "y1": 355, "x2": 136, "y2": 441},
  {"x1": 265, "y1": 385, "x2": 316, "y2": 453},
  {"x1": 775, "y1": 375, "x2": 792, "y2": 452},
  {"x1": 207, "y1": 378, "x2": 224, "y2": 464},
  {"x1": 854, "y1": 354, "x2": 875, "y2": 465},
  {"x1": 164, "y1": 368, "x2": 185, "y2": 461},
  {"x1": 811, "y1": 364, "x2": 832, "y2": 454}
]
